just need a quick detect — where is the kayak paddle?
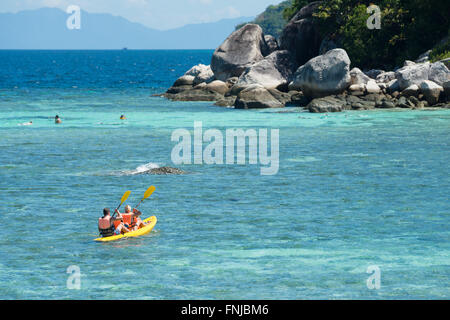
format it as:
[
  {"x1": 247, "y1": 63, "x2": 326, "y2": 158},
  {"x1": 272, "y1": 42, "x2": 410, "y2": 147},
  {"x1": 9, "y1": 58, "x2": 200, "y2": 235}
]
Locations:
[
  {"x1": 112, "y1": 190, "x2": 131, "y2": 218},
  {"x1": 134, "y1": 186, "x2": 156, "y2": 209}
]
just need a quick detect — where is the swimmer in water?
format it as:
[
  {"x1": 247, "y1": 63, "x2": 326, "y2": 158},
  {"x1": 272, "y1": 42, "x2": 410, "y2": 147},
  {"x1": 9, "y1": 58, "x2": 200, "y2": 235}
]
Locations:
[
  {"x1": 19, "y1": 121, "x2": 33, "y2": 126},
  {"x1": 120, "y1": 115, "x2": 127, "y2": 120},
  {"x1": 55, "y1": 115, "x2": 62, "y2": 124}
]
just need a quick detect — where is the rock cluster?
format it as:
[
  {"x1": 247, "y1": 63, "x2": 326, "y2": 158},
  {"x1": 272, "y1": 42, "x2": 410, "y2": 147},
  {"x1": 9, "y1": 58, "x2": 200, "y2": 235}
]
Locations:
[{"x1": 163, "y1": 3, "x2": 450, "y2": 112}]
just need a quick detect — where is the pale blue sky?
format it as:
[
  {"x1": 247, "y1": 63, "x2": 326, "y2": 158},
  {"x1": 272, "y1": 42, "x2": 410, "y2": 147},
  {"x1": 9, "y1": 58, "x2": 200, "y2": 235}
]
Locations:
[{"x1": 0, "y1": 0, "x2": 285, "y2": 30}]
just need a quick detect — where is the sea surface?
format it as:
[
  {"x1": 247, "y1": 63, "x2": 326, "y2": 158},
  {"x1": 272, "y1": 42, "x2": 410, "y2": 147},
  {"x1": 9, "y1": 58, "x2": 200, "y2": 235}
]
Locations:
[{"x1": 0, "y1": 50, "x2": 449, "y2": 299}]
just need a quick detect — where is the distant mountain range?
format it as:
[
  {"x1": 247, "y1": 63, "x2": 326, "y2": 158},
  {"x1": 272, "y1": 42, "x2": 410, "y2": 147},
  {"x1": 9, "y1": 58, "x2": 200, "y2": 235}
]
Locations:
[{"x1": 0, "y1": 8, "x2": 254, "y2": 49}]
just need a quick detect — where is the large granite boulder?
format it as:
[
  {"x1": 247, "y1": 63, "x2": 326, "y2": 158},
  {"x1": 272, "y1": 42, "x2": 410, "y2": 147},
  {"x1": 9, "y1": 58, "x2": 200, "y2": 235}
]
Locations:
[
  {"x1": 289, "y1": 48, "x2": 351, "y2": 98},
  {"x1": 395, "y1": 62, "x2": 431, "y2": 90},
  {"x1": 235, "y1": 50, "x2": 297, "y2": 91},
  {"x1": 211, "y1": 24, "x2": 269, "y2": 81},
  {"x1": 419, "y1": 80, "x2": 443, "y2": 105},
  {"x1": 234, "y1": 85, "x2": 284, "y2": 109},
  {"x1": 279, "y1": 1, "x2": 323, "y2": 66},
  {"x1": 428, "y1": 62, "x2": 450, "y2": 86}
]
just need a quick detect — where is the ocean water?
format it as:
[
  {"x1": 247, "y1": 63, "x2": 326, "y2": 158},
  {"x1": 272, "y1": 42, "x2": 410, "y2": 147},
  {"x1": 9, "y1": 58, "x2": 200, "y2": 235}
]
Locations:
[{"x1": 0, "y1": 50, "x2": 449, "y2": 299}]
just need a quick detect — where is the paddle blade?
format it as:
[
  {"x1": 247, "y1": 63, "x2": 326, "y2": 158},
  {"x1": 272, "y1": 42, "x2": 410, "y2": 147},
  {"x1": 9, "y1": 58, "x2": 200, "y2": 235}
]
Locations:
[
  {"x1": 121, "y1": 190, "x2": 131, "y2": 204},
  {"x1": 143, "y1": 186, "x2": 156, "y2": 200}
]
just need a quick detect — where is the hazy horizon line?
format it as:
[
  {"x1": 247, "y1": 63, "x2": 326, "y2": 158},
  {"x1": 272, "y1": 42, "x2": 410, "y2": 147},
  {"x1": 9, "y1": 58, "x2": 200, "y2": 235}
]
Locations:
[{"x1": 0, "y1": 6, "x2": 254, "y2": 32}]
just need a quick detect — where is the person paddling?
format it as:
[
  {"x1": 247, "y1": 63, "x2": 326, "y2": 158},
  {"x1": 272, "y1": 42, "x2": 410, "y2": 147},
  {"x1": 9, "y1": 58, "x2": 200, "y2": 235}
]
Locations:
[
  {"x1": 98, "y1": 208, "x2": 130, "y2": 237},
  {"x1": 55, "y1": 115, "x2": 62, "y2": 124},
  {"x1": 130, "y1": 208, "x2": 147, "y2": 230},
  {"x1": 116, "y1": 205, "x2": 147, "y2": 231}
]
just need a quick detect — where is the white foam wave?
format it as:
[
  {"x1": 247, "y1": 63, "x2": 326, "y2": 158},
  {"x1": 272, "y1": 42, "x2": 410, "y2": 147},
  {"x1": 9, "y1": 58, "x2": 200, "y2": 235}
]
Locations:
[{"x1": 121, "y1": 162, "x2": 160, "y2": 176}]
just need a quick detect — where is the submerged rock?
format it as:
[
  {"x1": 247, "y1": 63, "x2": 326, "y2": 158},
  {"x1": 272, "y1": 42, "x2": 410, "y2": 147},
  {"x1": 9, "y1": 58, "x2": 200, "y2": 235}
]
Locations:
[{"x1": 144, "y1": 167, "x2": 187, "y2": 175}]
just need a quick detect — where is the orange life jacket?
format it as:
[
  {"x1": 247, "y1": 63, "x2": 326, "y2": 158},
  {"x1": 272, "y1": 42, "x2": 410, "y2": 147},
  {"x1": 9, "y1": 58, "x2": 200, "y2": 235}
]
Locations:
[
  {"x1": 98, "y1": 216, "x2": 115, "y2": 237},
  {"x1": 113, "y1": 214, "x2": 137, "y2": 229}
]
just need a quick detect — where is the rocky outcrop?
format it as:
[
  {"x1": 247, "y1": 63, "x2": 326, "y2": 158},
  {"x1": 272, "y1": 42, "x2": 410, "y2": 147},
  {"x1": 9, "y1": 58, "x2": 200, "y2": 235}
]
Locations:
[
  {"x1": 234, "y1": 85, "x2": 284, "y2": 109},
  {"x1": 289, "y1": 48, "x2": 351, "y2": 98},
  {"x1": 235, "y1": 50, "x2": 297, "y2": 91},
  {"x1": 162, "y1": 3, "x2": 450, "y2": 113},
  {"x1": 279, "y1": 1, "x2": 323, "y2": 66},
  {"x1": 211, "y1": 24, "x2": 269, "y2": 81}
]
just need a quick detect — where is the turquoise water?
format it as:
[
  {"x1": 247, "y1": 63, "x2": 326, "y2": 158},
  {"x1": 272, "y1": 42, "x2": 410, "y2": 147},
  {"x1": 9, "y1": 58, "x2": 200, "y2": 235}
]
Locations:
[{"x1": 0, "y1": 51, "x2": 449, "y2": 299}]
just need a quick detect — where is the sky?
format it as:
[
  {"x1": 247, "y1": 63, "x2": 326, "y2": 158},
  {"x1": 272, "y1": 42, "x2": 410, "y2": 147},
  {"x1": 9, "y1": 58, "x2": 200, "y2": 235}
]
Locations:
[{"x1": 0, "y1": 0, "x2": 285, "y2": 30}]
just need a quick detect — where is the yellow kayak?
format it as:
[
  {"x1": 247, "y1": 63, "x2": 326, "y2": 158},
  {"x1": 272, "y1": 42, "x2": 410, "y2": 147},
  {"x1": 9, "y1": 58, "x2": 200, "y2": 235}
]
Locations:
[{"x1": 94, "y1": 216, "x2": 157, "y2": 242}]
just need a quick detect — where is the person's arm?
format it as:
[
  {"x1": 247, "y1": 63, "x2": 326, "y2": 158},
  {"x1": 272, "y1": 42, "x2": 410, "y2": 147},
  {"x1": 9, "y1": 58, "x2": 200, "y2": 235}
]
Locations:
[{"x1": 112, "y1": 211, "x2": 123, "y2": 221}]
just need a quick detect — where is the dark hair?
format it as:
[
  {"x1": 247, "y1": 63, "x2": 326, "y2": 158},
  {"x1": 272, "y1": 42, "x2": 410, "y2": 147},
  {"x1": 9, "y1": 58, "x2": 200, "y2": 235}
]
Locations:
[
  {"x1": 103, "y1": 208, "x2": 110, "y2": 216},
  {"x1": 55, "y1": 115, "x2": 59, "y2": 119}
]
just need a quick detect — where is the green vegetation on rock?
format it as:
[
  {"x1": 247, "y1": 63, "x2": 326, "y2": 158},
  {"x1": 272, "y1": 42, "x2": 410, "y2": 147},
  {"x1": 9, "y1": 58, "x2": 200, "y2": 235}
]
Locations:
[
  {"x1": 284, "y1": 0, "x2": 450, "y2": 69},
  {"x1": 236, "y1": 1, "x2": 293, "y2": 38},
  {"x1": 430, "y1": 33, "x2": 450, "y2": 62}
]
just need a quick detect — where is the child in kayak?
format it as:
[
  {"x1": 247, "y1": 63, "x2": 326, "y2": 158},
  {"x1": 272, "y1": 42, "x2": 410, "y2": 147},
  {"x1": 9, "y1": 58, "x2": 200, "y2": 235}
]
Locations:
[{"x1": 98, "y1": 208, "x2": 130, "y2": 237}]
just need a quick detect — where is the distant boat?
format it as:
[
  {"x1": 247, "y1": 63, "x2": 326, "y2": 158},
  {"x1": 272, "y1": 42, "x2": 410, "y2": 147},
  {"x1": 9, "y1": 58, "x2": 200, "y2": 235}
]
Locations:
[{"x1": 122, "y1": 47, "x2": 128, "y2": 51}]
